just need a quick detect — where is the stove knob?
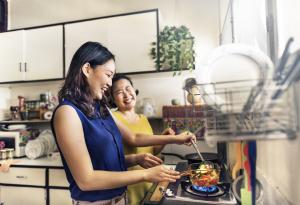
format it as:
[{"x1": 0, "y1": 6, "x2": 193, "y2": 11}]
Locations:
[{"x1": 165, "y1": 189, "x2": 174, "y2": 197}]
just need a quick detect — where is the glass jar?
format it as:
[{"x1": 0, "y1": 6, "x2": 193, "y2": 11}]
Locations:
[
  {"x1": 0, "y1": 149, "x2": 7, "y2": 160},
  {"x1": 137, "y1": 98, "x2": 156, "y2": 117},
  {"x1": 6, "y1": 148, "x2": 14, "y2": 159}
]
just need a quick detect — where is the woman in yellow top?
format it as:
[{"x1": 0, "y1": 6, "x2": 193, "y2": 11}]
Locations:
[{"x1": 111, "y1": 74, "x2": 174, "y2": 205}]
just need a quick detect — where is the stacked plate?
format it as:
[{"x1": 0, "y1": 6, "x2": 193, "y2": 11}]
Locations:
[{"x1": 25, "y1": 130, "x2": 57, "y2": 159}]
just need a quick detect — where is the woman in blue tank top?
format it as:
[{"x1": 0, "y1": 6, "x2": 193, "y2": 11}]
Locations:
[{"x1": 51, "y1": 42, "x2": 196, "y2": 205}]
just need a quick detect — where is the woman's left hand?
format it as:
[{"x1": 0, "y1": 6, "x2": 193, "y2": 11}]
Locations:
[
  {"x1": 161, "y1": 127, "x2": 175, "y2": 135},
  {"x1": 175, "y1": 131, "x2": 196, "y2": 145},
  {"x1": 137, "y1": 153, "x2": 163, "y2": 168}
]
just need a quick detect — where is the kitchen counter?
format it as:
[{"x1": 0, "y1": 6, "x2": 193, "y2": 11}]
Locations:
[{"x1": 0, "y1": 154, "x2": 63, "y2": 168}]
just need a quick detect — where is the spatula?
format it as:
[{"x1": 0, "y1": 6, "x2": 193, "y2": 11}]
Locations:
[{"x1": 191, "y1": 140, "x2": 204, "y2": 161}]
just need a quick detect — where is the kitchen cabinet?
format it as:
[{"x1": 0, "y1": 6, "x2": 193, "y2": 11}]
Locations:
[
  {"x1": 49, "y1": 169, "x2": 72, "y2": 205},
  {"x1": 0, "y1": 167, "x2": 46, "y2": 205},
  {"x1": 49, "y1": 190, "x2": 72, "y2": 205},
  {"x1": 49, "y1": 169, "x2": 69, "y2": 187},
  {"x1": 65, "y1": 10, "x2": 157, "y2": 75},
  {"x1": 0, "y1": 30, "x2": 24, "y2": 82},
  {"x1": 0, "y1": 167, "x2": 45, "y2": 186},
  {"x1": 23, "y1": 26, "x2": 63, "y2": 81},
  {"x1": 0, "y1": 186, "x2": 46, "y2": 205},
  {"x1": 0, "y1": 158, "x2": 71, "y2": 205},
  {"x1": 0, "y1": 25, "x2": 63, "y2": 83}
]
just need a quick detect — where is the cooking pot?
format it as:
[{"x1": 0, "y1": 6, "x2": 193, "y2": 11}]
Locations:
[{"x1": 232, "y1": 175, "x2": 263, "y2": 204}]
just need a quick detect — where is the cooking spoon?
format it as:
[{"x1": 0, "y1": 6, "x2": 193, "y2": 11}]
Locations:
[{"x1": 191, "y1": 140, "x2": 204, "y2": 161}]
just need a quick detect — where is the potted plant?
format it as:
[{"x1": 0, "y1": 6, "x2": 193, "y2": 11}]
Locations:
[{"x1": 150, "y1": 25, "x2": 195, "y2": 76}]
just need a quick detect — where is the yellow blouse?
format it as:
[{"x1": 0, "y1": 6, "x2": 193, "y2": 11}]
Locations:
[{"x1": 113, "y1": 111, "x2": 154, "y2": 205}]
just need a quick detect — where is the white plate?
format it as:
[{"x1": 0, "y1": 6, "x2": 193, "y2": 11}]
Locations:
[
  {"x1": 195, "y1": 44, "x2": 274, "y2": 111},
  {"x1": 7, "y1": 124, "x2": 27, "y2": 130}
]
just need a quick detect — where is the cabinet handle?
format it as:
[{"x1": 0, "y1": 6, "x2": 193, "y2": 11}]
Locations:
[
  {"x1": 19, "y1": 62, "x2": 22, "y2": 72},
  {"x1": 16, "y1": 175, "x2": 28, "y2": 179},
  {"x1": 24, "y1": 62, "x2": 27, "y2": 72}
]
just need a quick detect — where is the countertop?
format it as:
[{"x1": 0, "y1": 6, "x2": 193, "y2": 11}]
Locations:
[{"x1": 0, "y1": 154, "x2": 63, "y2": 168}]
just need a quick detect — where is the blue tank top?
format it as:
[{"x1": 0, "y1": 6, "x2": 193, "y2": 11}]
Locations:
[{"x1": 51, "y1": 99, "x2": 127, "y2": 201}]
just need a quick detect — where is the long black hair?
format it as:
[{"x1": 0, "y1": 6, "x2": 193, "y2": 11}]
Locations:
[{"x1": 58, "y1": 41, "x2": 115, "y2": 117}]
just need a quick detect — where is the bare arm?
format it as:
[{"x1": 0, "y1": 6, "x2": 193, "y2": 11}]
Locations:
[
  {"x1": 125, "y1": 153, "x2": 163, "y2": 168},
  {"x1": 53, "y1": 105, "x2": 179, "y2": 191},
  {"x1": 112, "y1": 114, "x2": 195, "y2": 147},
  {"x1": 153, "y1": 128, "x2": 176, "y2": 155}
]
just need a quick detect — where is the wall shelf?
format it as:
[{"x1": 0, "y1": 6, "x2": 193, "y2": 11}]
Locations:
[{"x1": 0, "y1": 120, "x2": 50, "y2": 124}]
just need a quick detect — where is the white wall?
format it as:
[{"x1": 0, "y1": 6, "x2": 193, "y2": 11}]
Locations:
[
  {"x1": 232, "y1": 0, "x2": 267, "y2": 52},
  {"x1": 219, "y1": 0, "x2": 232, "y2": 44},
  {"x1": 276, "y1": 0, "x2": 300, "y2": 54},
  {"x1": 256, "y1": 1, "x2": 300, "y2": 204},
  {"x1": 0, "y1": 87, "x2": 11, "y2": 120},
  {"x1": 8, "y1": 81, "x2": 62, "y2": 107},
  {"x1": 4, "y1": 0, "x2": 220, "y2": 117}
]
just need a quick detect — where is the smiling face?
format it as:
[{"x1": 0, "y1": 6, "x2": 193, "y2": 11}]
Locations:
[
  {"x1": 112, "y1": 78, "x2": 137, "y2": 111},
  {"x1": 84, "y1": 59, "x2": 115, "y2": 100}
]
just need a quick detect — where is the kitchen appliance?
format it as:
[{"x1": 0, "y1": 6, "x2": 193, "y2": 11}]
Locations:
[
  {"x1": 232, "y1": 175, "x2": 263, "y2": 205},
  {"x1": 143, "y1": 161, "x2": 237, "y2": 205},
  {"x1": 0, "y1": 131, "x2": 25, "y2": 157}
]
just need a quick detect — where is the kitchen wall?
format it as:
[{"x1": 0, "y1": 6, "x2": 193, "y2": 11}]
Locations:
[
  {"x1": 5, "y1": 0, "x2": 221, "y2": 117},
  {"x1": 256, "y1": 0, "x2": 300, "y2": 204},
  {"x1": 215, "y1": 1, "x2": 300, "y2": 204},
  {"x1": 1, "y1": 0, "x2": 222, "y2": 154},
  {"x1": 0, "y1": 87, "x2": 10, "y2": 120}
]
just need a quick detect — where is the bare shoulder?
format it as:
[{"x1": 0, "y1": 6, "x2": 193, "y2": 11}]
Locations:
[
  {"x1": 53, "y1": 105, "x2": 82, "y2": 137},
  {"x1": 54, "y1": 105, "x2": 79, "y2": 122}
]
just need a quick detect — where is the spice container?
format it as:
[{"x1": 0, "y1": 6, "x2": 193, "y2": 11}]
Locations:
[
  {"x1": 6, "y1": 148, "x2": 14, "y2": 159},
  {"x1": 0, "y1": 149, "x2": 7, "y2": 160}
]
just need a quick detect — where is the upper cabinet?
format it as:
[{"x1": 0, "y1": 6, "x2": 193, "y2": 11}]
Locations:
[
  {"x1": 0, "y1": 25, "x2": 63, "y2": 83},
  {"x1": 0, "y1": 10, "x2": 158, "y2": 84},
  {"x1": 24, "y1": 26, "x2": 63, "y2": 81},
  {"x1": 0, "y1": 30, "x2": 24, "y2": 82},
  {"x1": 65, "y1": 10, "x2": 157, "y2": 75}
]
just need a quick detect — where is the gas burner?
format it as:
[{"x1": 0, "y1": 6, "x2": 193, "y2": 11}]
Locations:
[
  {"x1": 182, "y1": 181, "x2": 226, "y2": 197},
  {"x1": 143, "y1": 162, "x2": 237, "y2": 205},
  {"x1": 191, "y1": 185, "x2": 218, "y2": 194}
]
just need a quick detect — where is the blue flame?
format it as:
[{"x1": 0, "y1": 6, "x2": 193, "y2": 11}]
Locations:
[{"x1": 192, "y1": 185, "x2": 217, "y2": 193}]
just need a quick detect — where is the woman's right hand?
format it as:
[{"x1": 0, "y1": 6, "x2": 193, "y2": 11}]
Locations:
[
  {"x1": 143, "y1": 165, "x2": 180, "y2": 183},
  {"x1": 175, "y1": 131, "x2": 196, "y2": 145}
]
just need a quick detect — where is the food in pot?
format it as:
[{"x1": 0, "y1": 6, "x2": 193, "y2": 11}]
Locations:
[{"x1": 189, "y1": 162, "x2": 220, "y2": 187}]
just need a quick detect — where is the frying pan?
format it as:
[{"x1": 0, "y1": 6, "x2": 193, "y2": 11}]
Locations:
[
  {"x1": 182, "y1": 162, "x2": 221, "y2": 187},
  {"x1": 161, "y1": 152, "x2": 223, "y2": 164}
]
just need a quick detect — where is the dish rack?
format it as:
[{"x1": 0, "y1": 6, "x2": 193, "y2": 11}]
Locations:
[{"x1": 183, "y1": 79, "x2": 299, "y2": 142}]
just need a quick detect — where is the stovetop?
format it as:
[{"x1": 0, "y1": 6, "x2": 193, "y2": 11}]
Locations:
[{"x1": 143, "y1": 162, "x2": 237, "y2": 205}]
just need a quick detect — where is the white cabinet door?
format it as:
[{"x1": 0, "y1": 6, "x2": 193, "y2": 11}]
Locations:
[
  {"x1": 0, "y1": 186, "x2": 46, "y2": 205},
  {"x1": 64, "y1": 11, "x2": 157, "y2": 75},
  {"x1": 24, "y1": 25, "x2": 63, "y2": 80},
  {"x1": 107, "y1": 12, "x2": 157, "y2": 73},
  {"x1": 49, "y1": 189, "x2": 72, "y2": 205},
  {"x1": 0, "y1": 30, "x2": 24, "y2": 82},
  {"x1": 64, "y1": 19, "x2": 109, "y2": 75},
  {"x1": 49, "y1": 169, "x2": 69, "y2": 187},
  {"x1": 0, "y1": 167, "x2": 46, "y2": 186}
]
